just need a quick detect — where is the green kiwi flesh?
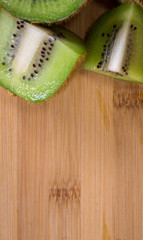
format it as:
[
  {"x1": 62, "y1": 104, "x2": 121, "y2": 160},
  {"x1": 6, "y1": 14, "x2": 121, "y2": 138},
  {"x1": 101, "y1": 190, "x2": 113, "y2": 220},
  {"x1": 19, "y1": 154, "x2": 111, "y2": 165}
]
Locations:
[
  {"x1": 0, "y1": 9, "x2": 86, "y2": 103},
  {"x1": 0, "y1": 0, "x2": 87, "y2": 23},
  {"x1": 83, "y1": 3, "x2": 143, "y2": 83}
]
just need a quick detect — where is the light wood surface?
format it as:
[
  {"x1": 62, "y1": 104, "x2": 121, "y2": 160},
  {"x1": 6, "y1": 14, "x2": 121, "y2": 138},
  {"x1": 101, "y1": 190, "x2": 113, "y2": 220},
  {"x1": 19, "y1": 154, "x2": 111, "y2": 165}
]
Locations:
[{"x1": 0, "y1": 0, "x2": 143, "y2": 239}]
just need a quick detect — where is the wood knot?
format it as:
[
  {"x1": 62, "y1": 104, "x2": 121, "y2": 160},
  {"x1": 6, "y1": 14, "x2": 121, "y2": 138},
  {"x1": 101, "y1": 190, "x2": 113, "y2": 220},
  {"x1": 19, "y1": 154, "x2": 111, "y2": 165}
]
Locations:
[
  {"x1": 113, "y1": 89, "x2": 143, "y2": 108},
  {"x1": 49, "y1": 183, "x2": 81, "y2": 202}
]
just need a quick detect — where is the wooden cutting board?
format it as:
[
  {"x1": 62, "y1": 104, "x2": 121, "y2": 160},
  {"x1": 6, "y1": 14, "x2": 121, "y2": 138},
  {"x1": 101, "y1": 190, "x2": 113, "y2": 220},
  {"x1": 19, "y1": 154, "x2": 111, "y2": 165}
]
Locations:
[{"x1": 0, "y1": 1, "x2": 143, "y2": 239}]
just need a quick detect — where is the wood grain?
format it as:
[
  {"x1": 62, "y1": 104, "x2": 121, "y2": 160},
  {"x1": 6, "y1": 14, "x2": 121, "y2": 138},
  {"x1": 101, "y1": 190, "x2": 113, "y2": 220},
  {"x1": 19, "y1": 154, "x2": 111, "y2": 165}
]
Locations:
[{"x1": 0, "y1": 0, "x2": 143, "y2": 240}]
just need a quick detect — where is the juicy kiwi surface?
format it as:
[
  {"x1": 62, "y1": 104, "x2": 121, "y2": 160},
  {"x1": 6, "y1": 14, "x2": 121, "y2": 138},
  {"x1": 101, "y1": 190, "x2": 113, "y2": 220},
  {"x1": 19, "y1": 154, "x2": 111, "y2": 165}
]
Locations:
[
  {"x1": 0, "y1": 0, "x2": 87, "y2": 23},
  {"x1": 0, "y1": 9, "x2": 86, "y2": 103},
  {"x1": 83, "y1": 3, "x2": 143, "y2": 83}
]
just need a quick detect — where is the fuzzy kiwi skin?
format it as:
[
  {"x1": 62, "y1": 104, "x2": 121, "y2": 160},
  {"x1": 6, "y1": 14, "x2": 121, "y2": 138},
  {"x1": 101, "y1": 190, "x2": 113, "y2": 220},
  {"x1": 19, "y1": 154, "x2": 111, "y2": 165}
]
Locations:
[
  {"x1": 83, "y1": 3, "x2": 143, "y2": 83},
  {"x1": 3, "y1": 53, "x2": 87, "y2": 103},
  {"x1": 0, "y1": 0, "x2": 88, "y2": 24}
]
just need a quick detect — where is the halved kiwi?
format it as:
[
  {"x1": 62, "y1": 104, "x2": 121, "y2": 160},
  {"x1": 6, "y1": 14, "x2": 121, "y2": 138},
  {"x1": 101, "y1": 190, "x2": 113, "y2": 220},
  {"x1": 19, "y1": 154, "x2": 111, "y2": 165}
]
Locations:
[
  {"x1": 0, "y1": 0, "x2": 87, "y2": 23},
  {"x1": 0, "y1": 9, "x2": 86, "y2": 103},
  {"x1": 83, "y1": 2, "x2": 143, "y2": 83}
]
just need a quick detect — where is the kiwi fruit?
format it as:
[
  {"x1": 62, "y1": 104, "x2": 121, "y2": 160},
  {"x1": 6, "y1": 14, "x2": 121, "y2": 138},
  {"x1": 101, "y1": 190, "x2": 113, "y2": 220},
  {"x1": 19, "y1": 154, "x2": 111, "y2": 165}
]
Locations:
[
  {"x1": 0, "y1": 0, "x2": 87, "y2": 23},
  {"x1": 118, "y1": 0, "x2": 143, "y2": 5},
  {"x1": 0, "y1": 9, "x2": 86, "y2": 103},
  {"x1": 83, "y1": 2, "x2": 143, "y2": 83}
]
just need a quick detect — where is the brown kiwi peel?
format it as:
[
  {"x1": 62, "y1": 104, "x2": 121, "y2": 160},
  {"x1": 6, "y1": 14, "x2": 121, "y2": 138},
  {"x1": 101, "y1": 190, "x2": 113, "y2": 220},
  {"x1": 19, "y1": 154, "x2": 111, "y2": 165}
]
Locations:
[{"x1": 3, "y1": 52, "x2": 87, "y2": 103}]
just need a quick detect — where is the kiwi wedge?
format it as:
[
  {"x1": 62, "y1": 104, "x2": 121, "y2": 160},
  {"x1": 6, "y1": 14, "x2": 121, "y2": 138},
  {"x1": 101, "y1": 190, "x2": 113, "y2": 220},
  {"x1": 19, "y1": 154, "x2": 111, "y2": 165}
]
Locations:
[
  {"x1": 0, "y1": 0, "x2": 87, "y2": 23},
  {"x1": 0, "y1": 9, "x2": 86, "y2": 103},
  {"x1": 83, "y1": 2, "x2": 143, "y2": 83}
]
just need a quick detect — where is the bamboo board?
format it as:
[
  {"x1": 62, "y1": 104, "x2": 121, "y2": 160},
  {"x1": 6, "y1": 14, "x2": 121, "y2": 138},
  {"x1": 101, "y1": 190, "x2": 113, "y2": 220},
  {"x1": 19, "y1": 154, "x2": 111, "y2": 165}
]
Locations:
[{"x1": 0, "y1": 0, "x2": 143, "y2": 239}]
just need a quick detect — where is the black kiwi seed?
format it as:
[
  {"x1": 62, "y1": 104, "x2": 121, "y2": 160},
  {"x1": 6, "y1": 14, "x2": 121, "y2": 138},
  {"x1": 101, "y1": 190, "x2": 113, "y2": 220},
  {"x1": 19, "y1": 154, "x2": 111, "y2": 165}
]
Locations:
[
  {"x1": 46, "y1": 58, "x2": 49, "y2": 61},
  {"x1": 49, "y1": 47, "x2": 52, "y2": 51},
  {"x1": 130, "y1": 24, "x2": 133, "y2": 28},
  {"x1": 11, "y1": 45, "x2": 15, "y2": 48},
  {"x1": 41, "y1": 55, "x2": 45, "y2": 58},
  {"x1": 47, "y1": 52, "x2": 50, "y2": 55},
  {"x1": 101, "y1": 33, "x2": 105, "y2": 37},
  {"x1": 28, "y1": 77, "x2": 31, "y2": 81},
  {"x1": 31, "y1": 73, "x2": 34, "y2": 78},
  {"x1": 13, "y1": 34, "x2": 17, "y2": 37},
  {"x1": 50, "y1": 43, "x2": 54, "y2": 47},
  {"x1": 33, "y1": 64, "x2": 36, "y2": 68},
  {"x1": 23, "y1": 76, "x2": 26, "y2": 80},
  {"x1": 40, "y1": 59, "x2": 43, "y2": 63},
  {"x1": 113, "y1": 24, "x2": 117, "y2": 28},
  {"x1": 34, "y1": 70, "x2": 38, "y2": 74},
  {"x1": 49, "y1": 38, "x2": 52, "y2": 42},
  {"x1": 42, "y1": 47, "x2": 46, "y2": 51},
  {"x1": 107, "y1": 34, "x2": 110, "y2": 37},
  {"x1": 17, "y1": 26, "x2": 20, "y2": 30},
  {"x1": 44, "y1": 41, "x2": 47, "y2": 45},
  {"x1": 20, "y1": 25, "x2": 24, "y2": 28},
  {"x1": 21, "y1": 20, "x2": 25, "y2": 23},
  {"x1": 17, "y1": 21, "x2": 20, "y2": 24},
  {"x1": 2, "y1": 62, "x2": 6, "y2": 65},
  {"x1": 41, "y1": 51, "x2": 45, "y2": 54},
  {"x1": 38, "y1": 64, "x2": 41, "y2": 67},
  {"x1": 134, "y1": 27, "x2": 137, "y2": 30},
  {"x1": 9, "y1": 68, "x2": 12, "y2": 72}
]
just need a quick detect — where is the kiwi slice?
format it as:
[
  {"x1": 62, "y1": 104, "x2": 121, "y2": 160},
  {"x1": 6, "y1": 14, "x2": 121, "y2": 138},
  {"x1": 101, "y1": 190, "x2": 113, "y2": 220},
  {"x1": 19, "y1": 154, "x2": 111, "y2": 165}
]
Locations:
[
  {"x1": 0, "y1": 0, "x2": 87, "y2": 23},
  {"x1": 0, "y1": 9, "x2": 86, "y2": 103},
  {"x1": 83, "y1": 3, "x2": 143, "y2": 83}
]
